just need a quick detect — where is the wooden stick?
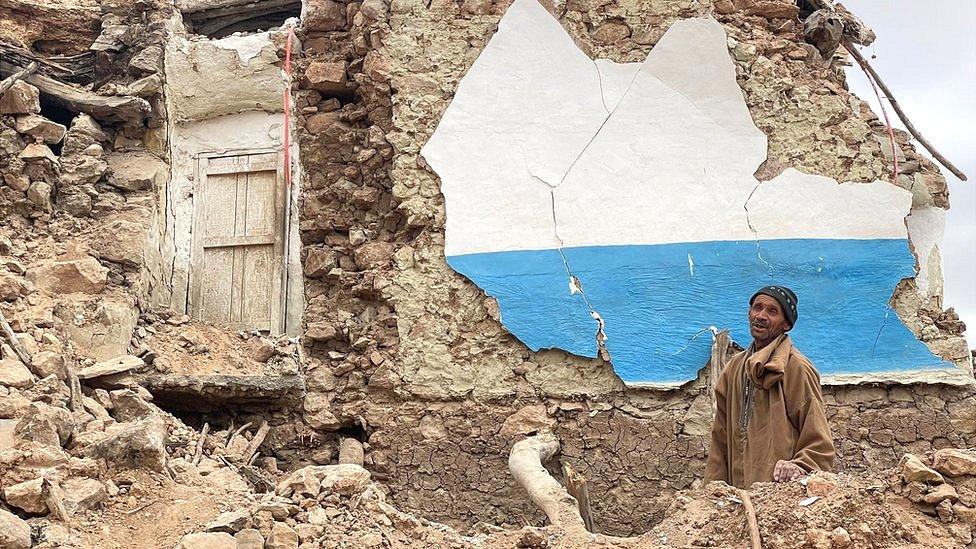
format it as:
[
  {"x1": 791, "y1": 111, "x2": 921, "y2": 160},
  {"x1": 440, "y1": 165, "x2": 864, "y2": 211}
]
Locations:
[
  {"x1": 708, "y1": 329, "x2": 732, "y2": 416},
  {"x1": 0, "y1": 309, "x2": 32, "y2": 368},
  {"x1": 68, "y1": 367, "x2": 84, "y2": 412},
  {"x1": 0, "y1": 61, "x2": 38, "y2": 96},
  {"x1": 226, "y1": 421, "x2": 253, "y2": 450},
  {"x1": 562, "y1": 462, "x2": 595, "y2": 533},
  {"x1": 192, "y1": 422, "x2": 210, "y2": 466},
  {"x1": 738, "y1": 489, "x2": 762, "y2": 549},
  {"x1": 845, "y1": 44, "x2": 968, "y2": 181},
  {"x1": 509, "y1": 432, "x2": 588, "y2": 535},
  {"x1": 242, "y1": 421, "x2": 269, "y2": 466}
]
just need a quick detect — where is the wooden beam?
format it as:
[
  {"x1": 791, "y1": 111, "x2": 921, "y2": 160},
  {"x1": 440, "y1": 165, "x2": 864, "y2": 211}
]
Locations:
[{"x1": 0, "y1": 61, "x2": 39, "y2": 96}]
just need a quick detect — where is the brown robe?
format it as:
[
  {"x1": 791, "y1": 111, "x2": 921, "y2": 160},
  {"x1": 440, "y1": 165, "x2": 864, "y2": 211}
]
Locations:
[{"x1": 704, "y1": 334, "x2": 835, "y2": 488}]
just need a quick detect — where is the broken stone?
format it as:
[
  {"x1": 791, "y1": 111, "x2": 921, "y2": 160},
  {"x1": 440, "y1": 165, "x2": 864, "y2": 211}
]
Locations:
[
  {"x1": 15, "y1": 114, "x2": 67, "y2": 144},
  {"x1": 85, "y1": 415, "x2": 168, "y2": 472},
  {"x1": 500, "y1": 404, "x2": 554, "y2": 438},
  {"x1": 303, "y1": 61, "x2": 349, "y2": 95},
  {"x1": 305, "y1": 408, "x2": 342, "y2": 431},
  {"x1": 320, "y1": 464, "x2": 371, "y2": 496},
  {"x1": 20, "y1": 143, "x2": 58, "y2": 164},
  {"x1": 0, "y1": 81, "x2": 40, "y2": 114},
  {"x1": 178, "y1": 532, "x2": 236, "y2": 549},
  {"x1": 63, "y1": 113, "x2": 108, "y2": 155},
  {"x1": 62, "y1": 477, "x2": 108, "y2": 513},
  {"x1": 304, "y1": 0, "x2": 347, "y2": 31},
  {"x1": 591, "y1": 20, "x2": 631, "y2": 44},
  {"x1": 353, "y1": 241, "x2": 394, "y2": 269},
  {"x1": 305, "y1": 322, "x2": 337, "y2": 342},
  {"x1": 106, "y1": 151, "x2": 165, "y2": 191},
  {"x1": 77, "y1": 355, "x2": 144, "y2": 380},
  {"x1": 900, "y1": 454, "x2": 946, "y2": 484},
  {"x1": 206, "y1": 509, "x2": 250, "y2": 533},
  {"x1": 0, "y1": 349, "x2": 34, "y2": 388},
  {"x1": 933, "y1": 448, "x2": 976, "y2": 477},
  {"x1": 338, "y1": 438, "x2": 364, "y2": 466},
  {"x1": 922, "y1": 483, "x2": 959, "y2": 505},
  {"x1": 109, "y1": 388, "x2": 154, "y2": 421},
  {"x1": 3, "y1": 172, "x2": 30, "y2": 193},
  {"x1": 127, "y1": 74, "x2": 162, "y2": 98},
  {"x1": 0, "y1": 272, "x2": 28, "y2": 302},
  {"x1": 3, "y1": 478, "x2": 47, "y2": 514},
  {"x1": 14, "y1": 402, "x2": 72, "y2": 447},
  {"x1": 266, "y1": 521, "x2": 298, "y2": 549},
  {"x1": 248, "y1": 338, "x2": 275, "y2": 363},
  {"x1": 235, "y1": 529, "x2": 265, "y2": 549},
  {"x1": 28, "y1": 257, "x2": 108, "y2": 295},
  {"x1": 277, "y1": 466, "x2": 324, "y2": 498},
  {"x1": 0, "y1": 508, "x2": 31, "y2": 549},
  {"x1": 128, "y1": 44, "x2": 162, "y2": 75},
  {"x1": 805, "y1": 474, "x2": 838, "y2": 497},
  {"x1": 31, "y1": 351, "x2": 67, "y2": 380},
  {"x1": 303, "y1": 247, "x2": 337, "y2": 278},
  {"x1": 27, "y1": 181, "x2": 53, "y2": 210},
  {"x1": 91, "y1": 220, "x2": 147, "y2": 266},
  {"x1": 830, "y1": 526, "x2": 852, "y2": 548}
]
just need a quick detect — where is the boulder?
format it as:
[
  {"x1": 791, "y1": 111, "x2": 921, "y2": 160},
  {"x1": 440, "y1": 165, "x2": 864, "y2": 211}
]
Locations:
[
  {"x1": 14, "y1": 402, "x2": 72, "y2": 447},
  {"x1": 31, "y1": 351, "x2": 67, "y2": 380},
  {"x1": 0, "y1": 350, "x2": 33, "y2": 388},
  {"x1": 90, "y1": 220, "x2": 147, "y2": 266},
  {"x1": 109, "y1": 388, "x2": 155, "y2": 421},
  {"x1": 105, "y1": 151, "x2": 165, "y2": 191},
  {"x1": 0, "y1": 81, "x2": 40, "y2": 114},
  {"x1": 303, "y1": 0, "x2": 346, "y2": 31},
  {"x1": 266, "y1": 522, "x2": 298, "y2": 549},
  {"x1": 20, "y1": 142, "x2": 58, "y2": 163},
  {"x1": 922, "y1": 483, "x2": 959, "y2": 505},
  {"x1": 933, "y1": 448, "x2": 976, "y2": 477},
  {"x1": 303, "y1": 61, "x2": 349, "y2": 95},
  {"x1": 235, "y1": 529, "x2": 265, "y2": 549},
  {"x1": 3, "y1": 478, "x2": 47, "y2": 514},
  {"x1": 0, "y1": 508, "x2": 31, "y2": 549},
  {"x1": 85, "y1": 415, "x2": 168, "y2": 471},
  {"x1": 77, "y1": 355, "x2": 144, "y2": 380},
  {"x1": 0, "y1": 271, "x2": 28, "y2": 302},
  {"x1": 179, "y1": 532, "x2": 236, "y2": 549},
  {"x1": 319, "y1": 464, "x2": 371, "y2": 496},
  {"x1": 900, "y1": 454, "x2": 945, "y2": 484},
  {"x1": 276, "y1": 466, "x2": 324, "y2": 498},
  {"x1": 15, "y1": 114, "x2": 67, "y2": 144},
  {"x1": 28, "y1": 257, "x2": 108, "y2": 294}
]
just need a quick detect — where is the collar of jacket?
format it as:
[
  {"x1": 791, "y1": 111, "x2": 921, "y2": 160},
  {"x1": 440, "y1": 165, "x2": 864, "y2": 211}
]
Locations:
[{"x1": 745, "y1": 334, "x2": 793, "y2": 389}]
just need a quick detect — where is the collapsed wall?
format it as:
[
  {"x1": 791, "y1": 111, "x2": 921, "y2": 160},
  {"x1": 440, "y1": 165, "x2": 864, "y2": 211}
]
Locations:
[{"x1": 293, "y1": 0, "x2": 976, "y2": 535}]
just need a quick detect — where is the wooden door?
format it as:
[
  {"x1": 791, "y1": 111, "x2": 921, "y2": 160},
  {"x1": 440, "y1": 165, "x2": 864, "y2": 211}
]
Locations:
[{"x1": 190, "y1": 151, "x2": 286, "y2": 332}]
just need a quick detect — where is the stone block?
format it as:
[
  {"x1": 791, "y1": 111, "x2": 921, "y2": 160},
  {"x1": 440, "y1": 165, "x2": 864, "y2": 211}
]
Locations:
[
  {"x1": 0, "y1": 81, "x2": 40, "y2": 114},
  {"x1": 933, "y1": 448, "x2": 976, "y2": 477},
  {"x1": 28, "y1": 257, "x2": 108, "y2": 294},
  {"x1": 15, "y1": 114, "x2": 67, "y2": 144},
  {"x1": 303, "y1": 61, "x2": 349, "y2": 95},
  {"x1": 303, "y1": 0, "x2": 346, "y2": 31},
  {"x1": 31, "y1": 350, "x2": 67, "y2": 380}
]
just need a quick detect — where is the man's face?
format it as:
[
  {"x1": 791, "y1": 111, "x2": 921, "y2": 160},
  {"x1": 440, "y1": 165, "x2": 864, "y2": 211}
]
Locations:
[{"x1": 748, "y1": 294, "x2": 791, "y2": 343}]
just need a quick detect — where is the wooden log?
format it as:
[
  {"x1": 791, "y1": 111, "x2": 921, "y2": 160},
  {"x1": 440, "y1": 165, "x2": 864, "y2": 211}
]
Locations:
[
  {"x1": 338, "y1": 438, "x2": 365, "y2": 466},
  {"x1": 738, "y1": 489, "x2": 762, "y2": 549},
  {"x1": 68, "y1": 367, "x2": 84, "y2": 413},
  {"x1": 192, "y1": 422, "x2": 210, "y2": 466},
  {"x1": 562, "y1": 462, "x2": 595, "y2": 533},
  {"x1": 708, "y1": 329, "x2": 733, "y2": 416},
  {"x1": 0, "y1": 309, "x2": 32, "y2": 368},
  {"x1": 243, "y1": 420, "x2": 270, "y2": 466},
  {"x1": 509, "y1": 432, "x2": 587, "y2": 535},
  {"x1": 0, "y1": 63, "x2": 149, "y2": 123}
]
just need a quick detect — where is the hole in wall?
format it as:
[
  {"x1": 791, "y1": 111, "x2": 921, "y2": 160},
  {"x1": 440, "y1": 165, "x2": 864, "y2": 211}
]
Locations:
[
  {"x1": 183, "y1": 0, "x2": 303, "y2": 39},
  {"x1": 38, "y1": 95, "x2": 76, "y2": 156}
]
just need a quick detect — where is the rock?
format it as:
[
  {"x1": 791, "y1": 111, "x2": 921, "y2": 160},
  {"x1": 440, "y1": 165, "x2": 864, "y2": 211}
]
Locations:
[
  {"x1": 276, "y1": 466, "x2": 324, "y2": 498},
  {"x1": 500, "y1": 405, "x2": 555, "y2": 438},
  {"x1": 933, "y1": 449, "x2": 976, "y2": 477},
  {"x1": 179, "y1": 532, "x2": 236, "y2": 549},
  {"x1": 0, "y1": 508, "x2": 31, "y2": 549},
  {"x1": 62, "y1": 477, "x2": 108, "y2": 512},
  {"x1": 320, "y1": 464, "x2": 371, "y2": 496},
  {"x1": 304, "y1": 247, "x2": 337, "y2": 277},
  {"x1": 735, "y1": 0, "x2": 799, "y2": 19},
  {"x1": 591, "y1": 20, "x2": 631, "y2": 44},
  {"x1": 802, "y1": 528, "x2": 831, "y2": 549},
  {"x1": 248, "y1": 338, "x2": 275, "y2": 363},
  {"x1": 3, "y1": 478, "x2": 47, "y2": 514},
  {"x1": 304, "y1": 111, "x2": 341, "y2": 135},
  {"x1": 304, "y1": 408, "x2": 341, "y2": 431},
  {"x1": 3, "y1": 173, "x2": 30, "y2": 192},
  {"x1": 86, "y1": 415, "x2": 168, "y2": 472},
  {"x1": 109, "y1": 388, "x2": 155, "y2": 421},
  {"x1": 14, "y1": 402, "x2": 72, "y2": 447},
  {"x1": 77, "y1": 355, "x2": 144, "y2": 380},
  {"x1": 92, "y1": 220, "x2": 147, "y2": 266},
  {"x1": 235, "y1": 528, "x2": 265, "y2": 549},
  {"x1": 266, "y1": 521, "x2": 298, "y2": 549},
  {"x1": 304, "y1": 0, "x2": 346, "y2": 31},
  {"x1": 0, "y1": 350, "x2": 34, "y2": 388},
  {"x1": 28, "y1": 257, "x2": 108, "y2": 294},
  {"x1": 20, "y1": 142, "x2": 58, "y2": 163},
  {"x1": 900, "y1": 454, "x2": 945, "y2": 484},
  {"x1": 954, "y1": 503, "x2": 976, "y2": 526},
  {"x1": 27, "y1": 181, "x2": 52, "y2": 210},
  {"x1": 0, "y1": 81, "x2": 40, "y2": 114},
  {"x1": 31, "y1": 351, "x2": 67, "y2": 380},
  {"x1": 923, "y1": 483, "x2": 959, "y2": 505},
  {"x1": 63, "y1": 113, "x2": 108, "y2": 155},
  {"x1": 206, "y1": 509, "x2": 249, "y2": 533},
  {"x1": 830, "y1": 527, "x2": 852, "y2": 548},
  {"x1": 128, "y1": 44, "x2": 162, "y2": 75},
  {"x1": 303, "y1": 61, "x2": 349, "y2": 95},
  {"x1": 60, "y1": 193, "x2": 94, "y2": 217},
  {"x1": 0, "y1": 272, "x2": 28, "y2": 302},
  {"x1": 805, "y1": 473, "x2": 838, "y2": 497},
  {"x1": 106, "y1": 151, "x2": 165, "y2": 191},
  {"x1": 128, "y1": 74, "x2": 162, "y2": 98},
  {"x1": 352, "y1": 241, "x2": 394, "y2": 269},
  {"x1": 15, "y1": 114, "x2": 67, "y2": 144},
  {"x1": 338, "y1": 438, "x2": 364, "y2": 466},
  {"x1": 305, "y1": 322, "x2": 337, "y2": 342}
]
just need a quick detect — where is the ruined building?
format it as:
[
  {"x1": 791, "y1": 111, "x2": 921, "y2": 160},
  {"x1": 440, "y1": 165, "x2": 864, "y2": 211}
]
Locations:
[{"x1": 0, "y1": 0, "x2": 974, "y2": 547}]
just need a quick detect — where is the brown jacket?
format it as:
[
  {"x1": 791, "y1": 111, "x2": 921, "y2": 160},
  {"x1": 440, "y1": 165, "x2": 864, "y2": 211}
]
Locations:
[{"x1": 704, "y1": 334, "x2": 835, "y2": 488}]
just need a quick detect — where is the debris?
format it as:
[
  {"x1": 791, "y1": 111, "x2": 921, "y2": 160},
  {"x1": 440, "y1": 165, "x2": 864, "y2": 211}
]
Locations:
[
  {"x1": 932, "y1": 448, "x2": 976, "y2": 477},
  {"x1": 77, "y1": 355, "x2": 145, "y2": 380},
  {"x1": 799, "y1": 496, "x2": 820, "y2": 506}
]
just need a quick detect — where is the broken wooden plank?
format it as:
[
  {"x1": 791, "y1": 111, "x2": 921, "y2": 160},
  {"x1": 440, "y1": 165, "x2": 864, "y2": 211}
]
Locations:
[
  {"x1": 0, "y1": 61, "x2": 39, "y2": 96},
  {"x1": 0, "y1": 309, "x2": 32, "y2": 368},
  {"x1": 0, "y1": 63, "x2": 149, "y2": 123},
  {"x1": 562, "y1": 462, "x2": 595, "y2": 533},
  {"x1": 242, "y1": 421, "x2": 270, "y2": 466},
  {"x1": 192, "y1": 422, "x2": 210, "y2": 466}
]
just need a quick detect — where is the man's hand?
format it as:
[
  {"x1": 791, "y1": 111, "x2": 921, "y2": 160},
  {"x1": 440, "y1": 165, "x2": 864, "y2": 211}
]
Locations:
[{"x1": 773, "y1": 460, "x2": 804, "y2": 482}]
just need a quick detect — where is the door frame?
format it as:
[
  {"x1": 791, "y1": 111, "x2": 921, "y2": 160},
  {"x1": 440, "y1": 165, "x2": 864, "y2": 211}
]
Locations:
[{"x1": 188, "y1": 147, "x2": 290, "y2": 334}]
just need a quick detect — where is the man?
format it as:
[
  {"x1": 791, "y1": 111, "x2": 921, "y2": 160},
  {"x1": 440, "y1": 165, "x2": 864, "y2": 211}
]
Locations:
[{"x1": 704, "y1": 285, "x2": 835, "y2": 488}]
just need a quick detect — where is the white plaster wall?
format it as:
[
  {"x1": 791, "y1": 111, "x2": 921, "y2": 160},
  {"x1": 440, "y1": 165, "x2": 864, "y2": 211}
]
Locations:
[
  {"x1": 166, "y1": 111, "x2": 303, "y2": 335},
  {"x1": 906, "y1": 206, "x2": 946, "y2": 298}
]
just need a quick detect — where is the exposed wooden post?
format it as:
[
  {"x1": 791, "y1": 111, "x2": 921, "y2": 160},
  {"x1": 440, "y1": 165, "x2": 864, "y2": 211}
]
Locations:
[
  {"x1": 562, "y1": 462, "x2": 595, "y2": 533},
  {"x1": 0, "y1": 61, "x2": 39, "y2": 96},
  {"x1": 708, "y1": 329, "x2": 733, "y2": 415},
  {"x1": 509, "y1": 432, "x2": 587, "y2": 535}
]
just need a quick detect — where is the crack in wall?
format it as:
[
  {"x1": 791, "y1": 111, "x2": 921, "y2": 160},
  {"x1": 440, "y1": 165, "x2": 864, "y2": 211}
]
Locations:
[
  {"x1": 871, "y1": 308, "x2": 890, "y2": 358},
  {"x1": 743, "y1": 182, "x2": 774, "y2": 280}
]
